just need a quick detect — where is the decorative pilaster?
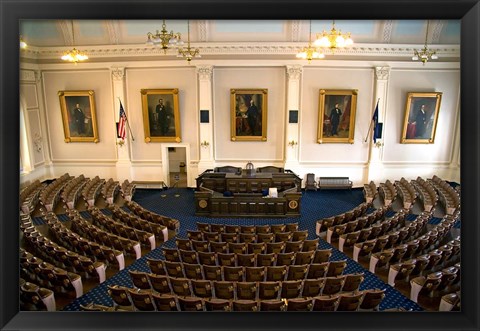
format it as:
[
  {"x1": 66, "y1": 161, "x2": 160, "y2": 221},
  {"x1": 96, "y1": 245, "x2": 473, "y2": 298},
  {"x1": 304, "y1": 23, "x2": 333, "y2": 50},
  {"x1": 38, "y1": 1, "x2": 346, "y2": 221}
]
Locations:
[
  {"x1": 285, "y1": 65, "x2": 303, "y2": 170},
  {"x1": 110, "y1": 66, "x2": 132, "y2": 180},
  {"x1": 196, "y1": 65, "x2": 215, "y2": 172},
  {"x1": 367, "y1": 66, "x2": 391, "y2": 183}
]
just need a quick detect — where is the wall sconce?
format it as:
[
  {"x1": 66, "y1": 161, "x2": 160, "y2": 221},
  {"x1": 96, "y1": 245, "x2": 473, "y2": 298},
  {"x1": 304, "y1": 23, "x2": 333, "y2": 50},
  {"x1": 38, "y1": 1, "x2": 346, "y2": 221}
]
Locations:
[
  {"x1": 200, "y1": 140, "x2": 210, "y2": 148},
  {"x1": 288, "y1": 140, "x2": 298, "y2": 148}
]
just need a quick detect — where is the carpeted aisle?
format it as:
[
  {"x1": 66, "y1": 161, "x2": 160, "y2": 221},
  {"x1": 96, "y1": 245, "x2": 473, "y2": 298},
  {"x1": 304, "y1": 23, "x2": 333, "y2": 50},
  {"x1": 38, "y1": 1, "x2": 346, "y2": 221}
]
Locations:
[{"x1": 62, "y1": 187, "x2": 423, "y2": 311}]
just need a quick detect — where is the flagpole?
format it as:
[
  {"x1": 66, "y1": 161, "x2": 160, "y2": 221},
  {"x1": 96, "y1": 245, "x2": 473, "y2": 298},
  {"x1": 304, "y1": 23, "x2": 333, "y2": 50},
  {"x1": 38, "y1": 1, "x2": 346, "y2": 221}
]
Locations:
[
  {"x1": 118, "y1": 98, "x2": 135, "y2": 141},
  {"x1": 364, "y1": 98, "x2": 380, "y2": 143}
]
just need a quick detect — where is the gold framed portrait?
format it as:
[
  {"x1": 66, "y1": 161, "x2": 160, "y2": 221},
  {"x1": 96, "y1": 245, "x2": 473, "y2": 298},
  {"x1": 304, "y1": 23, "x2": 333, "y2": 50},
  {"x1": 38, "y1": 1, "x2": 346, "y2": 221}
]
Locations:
[
  {"x1": 401, "y1": 92, "x2": 442, "y2": 144},
  {"x1": 317, "y1": 89, "x2": 358, "y2": 144},
  {"x1": 58, "y1": 90, "x2": 99, "y2": 143},
  {"x1": 230, "y1": 88, "x2": 268, "y2": 141},
  {"x1": 141, "y1": 88, "x2": 181, "y2": 143}
]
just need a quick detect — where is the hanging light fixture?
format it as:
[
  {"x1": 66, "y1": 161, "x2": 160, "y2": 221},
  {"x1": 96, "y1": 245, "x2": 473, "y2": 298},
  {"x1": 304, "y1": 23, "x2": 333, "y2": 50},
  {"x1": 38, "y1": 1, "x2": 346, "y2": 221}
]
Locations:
[
  {"x1": 61, "y1": 20, "x2": 88, "y2": 64},
  {"x1": 19, "y1": 35, "x2": 28, "y2": 49},
  {"x1": 146, "y1": 19, "x2": 183, "y2": 54},
  {"x1": 412, "y1": 20, "x2": 438, "y2": 65},
  {"x1": 177, "y1": 20, "x2": 200, "y2": 63},
  {"x1": 296, "y1": 20, "x2": 325, "y2": 62},
  {"x1": 314, "y1": 20, "x2": 353, "y2": 53}
]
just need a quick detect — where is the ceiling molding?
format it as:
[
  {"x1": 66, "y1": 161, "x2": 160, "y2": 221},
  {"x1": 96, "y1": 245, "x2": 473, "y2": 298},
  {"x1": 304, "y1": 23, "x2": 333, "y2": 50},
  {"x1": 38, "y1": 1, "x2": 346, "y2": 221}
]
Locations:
[
  {"x1": 105, "y1": 20, "x2": 119, "y2": 45},
  {"x1": 20, "y1": 42, "x2": 460, "y2": 62},
  {"x1": 58, "y1": 20, "x2": 72, "y2": 46},
  {"x1": 382, "y1": 20, "x2": 394, "y2": 43},
  {"x1": 197, "y1": 20, "x2": 208, "y2": 42},
  {"x1": 431, "y1": 20, "x2": 444, "y2": 44},
  {"x1": 290, "y1": 20, "x2": 302, "y2": 42}
]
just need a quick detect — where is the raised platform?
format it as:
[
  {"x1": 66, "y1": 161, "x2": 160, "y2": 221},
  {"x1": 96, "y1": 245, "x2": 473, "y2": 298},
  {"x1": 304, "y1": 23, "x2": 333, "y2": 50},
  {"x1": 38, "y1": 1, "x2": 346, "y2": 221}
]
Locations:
[{"x1": 194, "y1": 169, "x2": 302, "y2": 217}]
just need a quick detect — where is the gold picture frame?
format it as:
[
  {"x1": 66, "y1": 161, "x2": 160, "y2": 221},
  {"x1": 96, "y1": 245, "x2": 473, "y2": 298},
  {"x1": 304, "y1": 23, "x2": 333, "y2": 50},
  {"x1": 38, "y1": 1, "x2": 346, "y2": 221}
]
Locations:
[
  {"x1": 401, "y1": 92, "x2": 442, "y2": 144},
  {"x1": 230, "y1": 88, "x2": 268, "y2": 141},
  {"x1": 141, "y1": 88, "x2": 181, "y2": 143},
  {"x1": 317, "y1": 89, "x2": 358, "y2": 143},
  {"x1": 58, "y1": 90, "x2": 99, "y2": 143}
]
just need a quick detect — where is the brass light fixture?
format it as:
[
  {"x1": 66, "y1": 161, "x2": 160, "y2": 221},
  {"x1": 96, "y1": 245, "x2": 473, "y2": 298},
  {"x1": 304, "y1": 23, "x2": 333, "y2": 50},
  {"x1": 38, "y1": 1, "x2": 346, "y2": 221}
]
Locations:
[
  {"x1": 314, "y1": 20, "x2": 353, "y2": 53},
  {"x1": 177, "y1": 20, "x2": 200, "y2": 63},
  {"x1": 146, "y1": 19, "x2": 183, "y2": 54},
  {"x1": 296, "y1": 20, "x2": 325, "y2": 62},
  {"x1": 61, "y1": 20, "x2": 88, "y2": 64},
  {"x1": 19, "y1": 35, "x2": 28, "y2": 49},
  {"x1": 412, "y1": 20, "x2": 438, "y2": 65}
]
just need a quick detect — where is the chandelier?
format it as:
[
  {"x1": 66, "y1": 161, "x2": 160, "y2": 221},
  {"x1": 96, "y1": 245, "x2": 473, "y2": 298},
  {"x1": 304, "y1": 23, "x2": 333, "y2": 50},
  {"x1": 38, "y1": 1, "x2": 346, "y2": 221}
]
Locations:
[
  {"x1": 296, "y1": 20, "x2": 325, "y2": 62},
  {"x1": 20, "y1": 35, "x2": 27, "y2": 49},
  {"x1": 61, "y1": 20, "x2": 88, "y2": 64},
  {"x1": 146, "y1": 19, "x2": 183, "y2": 54},
  {"x1": 177, "y1": 20, "x2": 200, "y2": 63},
  {"x1": 314, "y1": 20, "x2": 353, "y2": 53},
  {"x1": 412, "y1": 20, "x2": 438, "y2": 65}
]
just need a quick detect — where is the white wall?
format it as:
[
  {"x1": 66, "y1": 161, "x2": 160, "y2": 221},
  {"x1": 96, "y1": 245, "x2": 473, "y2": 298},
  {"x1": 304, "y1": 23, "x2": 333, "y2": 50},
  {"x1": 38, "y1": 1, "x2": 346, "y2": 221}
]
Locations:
[
  {"x1": 213, "y1": 67, "x2": 286, "y2": 163},
  {"x1": 19, "y1": 61, "x2": 461, "y2": 187},
  {"x1": 125, "y1": 67, "x2": 198, "y2": 163},
  {"x1": 296, "y1": 67, "x2": 374, "y2": 184},
  {"x1": 381, "y1": 69, "x2": 460, "y2": 180}
]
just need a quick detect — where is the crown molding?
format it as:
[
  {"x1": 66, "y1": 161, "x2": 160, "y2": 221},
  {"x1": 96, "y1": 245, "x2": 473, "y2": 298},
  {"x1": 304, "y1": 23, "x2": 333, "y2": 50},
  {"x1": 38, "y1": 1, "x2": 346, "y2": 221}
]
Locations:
[{"x1": 20, "y1": 42, "x2": 460, "y2": 64}]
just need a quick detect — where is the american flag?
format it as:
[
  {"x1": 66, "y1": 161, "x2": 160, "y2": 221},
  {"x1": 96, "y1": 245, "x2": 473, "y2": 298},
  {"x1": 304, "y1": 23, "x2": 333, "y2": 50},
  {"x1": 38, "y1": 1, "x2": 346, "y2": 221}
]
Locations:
[{"x1": 118, "y1": 101, "x2": 127, "y2": 140}]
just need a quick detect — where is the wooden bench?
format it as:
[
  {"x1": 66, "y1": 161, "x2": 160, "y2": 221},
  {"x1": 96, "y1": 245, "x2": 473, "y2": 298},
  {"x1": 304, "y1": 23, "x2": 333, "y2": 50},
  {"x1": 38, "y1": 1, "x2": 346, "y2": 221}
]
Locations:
[{"x1": 318, "y1": 177, "x2": 352, "y2": 190}]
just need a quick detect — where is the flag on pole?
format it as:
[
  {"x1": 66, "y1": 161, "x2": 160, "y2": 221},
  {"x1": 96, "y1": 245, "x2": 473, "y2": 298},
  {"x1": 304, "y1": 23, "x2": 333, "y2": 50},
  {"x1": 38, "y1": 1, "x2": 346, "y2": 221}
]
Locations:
[
  {"x1": 372, "y1": 101, "x2": 380, "y2": 143},
  {"x1": 117, "y1": 101, "x2": 127, "y2": 140}
]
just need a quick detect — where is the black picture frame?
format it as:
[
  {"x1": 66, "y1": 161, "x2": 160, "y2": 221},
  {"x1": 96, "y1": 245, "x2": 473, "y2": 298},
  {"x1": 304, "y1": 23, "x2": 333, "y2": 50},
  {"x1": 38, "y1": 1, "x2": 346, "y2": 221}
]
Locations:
[
  {"x1": 288, "y1": 110, "x2": 298, "y2": 123},
  {"x1": 3, "y1": 1, "x2": 479, "y2": 331},
  {"x1": 200, "y1": 110, "x2": 209, "y2": 123}
]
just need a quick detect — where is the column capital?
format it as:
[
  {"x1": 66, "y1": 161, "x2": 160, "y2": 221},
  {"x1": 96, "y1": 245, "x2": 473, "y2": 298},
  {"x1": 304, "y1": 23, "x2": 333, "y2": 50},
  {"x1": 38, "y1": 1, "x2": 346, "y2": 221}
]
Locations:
[
  {"x1": 111, "y1": 66, "x2": 125, "y2": 81},
  {"x1": 286, "y1": 65, "x2": 303, "y2": 80},
  {"x1": 375, "y1": 66, "x2": 390, "y2": 80},
  {"x1": 196, "y1": 65, "x2": 213, "y2": 80}
]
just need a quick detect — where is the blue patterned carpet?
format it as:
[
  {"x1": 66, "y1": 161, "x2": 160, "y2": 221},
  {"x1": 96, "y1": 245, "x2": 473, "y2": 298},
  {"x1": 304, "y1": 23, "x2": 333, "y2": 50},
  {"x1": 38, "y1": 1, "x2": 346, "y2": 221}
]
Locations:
[{"x1": 61, "y1": 188, "x2": 423, "y2": 311}]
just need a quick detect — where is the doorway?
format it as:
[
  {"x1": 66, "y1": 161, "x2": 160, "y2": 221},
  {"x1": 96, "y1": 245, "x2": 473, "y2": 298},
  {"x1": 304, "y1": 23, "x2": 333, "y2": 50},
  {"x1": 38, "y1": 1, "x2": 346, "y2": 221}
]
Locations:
[{"x1": 167, "y1": 146, "x2": 187, "y2": 188}]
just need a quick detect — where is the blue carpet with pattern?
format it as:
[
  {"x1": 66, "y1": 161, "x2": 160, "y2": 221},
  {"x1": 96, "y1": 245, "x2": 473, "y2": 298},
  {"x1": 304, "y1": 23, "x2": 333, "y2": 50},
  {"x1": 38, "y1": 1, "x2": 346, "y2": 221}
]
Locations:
[{"x1": 61, "y1": 187, "x2": 423, "y2": 311}]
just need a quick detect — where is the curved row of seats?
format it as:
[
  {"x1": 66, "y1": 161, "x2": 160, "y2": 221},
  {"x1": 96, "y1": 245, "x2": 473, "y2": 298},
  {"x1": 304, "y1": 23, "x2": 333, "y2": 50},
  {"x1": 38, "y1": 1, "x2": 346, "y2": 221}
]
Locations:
[
  {"x1": 38, "y1": 173, "x2": 72, "y2": 212},
  {"x1": 430, "y1": 175, "x2": 460, "y2": 215},
  {"x1": 20, "y1": 179, "x2": 46, "y2": 214},
  {"x1": 327, "y1": 207, "x2": 403, "y2": 244},
  {"x1": 368, "y1": 214, "x2": 458, "y2": 274},
  {"x1": 162, "y1": 248, "x2": 335, "y2": 269},
  {"x1": 145, "y1": 258, "x2": 346, "y2": 281},
  {"x1": 124, "y1": 200, "x2": 180, "y2": 233},
  {"x1": 121, "y1": 179, "x2": 136, "y2": 202},
  {"x1": 412, "y1": 177, "x2": 438, "y2": 212},
  {"x1": 20, "y1": 278, "x2": 56, "y2": 311},
  {"x1": 363, "y1": 181, "x2": 377, "y2": 203},
  {"x1": 60, "y1": 174, "x2": 88, "y2": 210},
  {"x1": 174, "y1": 238, "x2": 321, "y2": 256},
  {"x1": 44, "y1": 211, "x2": 121, "y2": 273},
  {"x1": 20, "y1": 248, "x2": 83, "y2": 298},
  {"x1": 107, "y1": 283, "x2": 385, "y2": 311},
  {"x1": 102, "y1": 178, "x2": 120, "y2": 204},
  {"x1": 388, "y1": 237, "x2": 461, "y2": 288},
  {"x1": 379, "y1": 180, "x2": 397, "y2": 206},
  {"x1": 82, "y1": 176, "x2": 105, "y2": 207},
  {"x1": 20, "y1": 213, "x2": 106, "y2": 283},
  {"x1": 67, "y1": 210, "x2": 127, "y2": 268},
  {"x1": 128, "y1": 269, "x2": 362, "y2": 297},
  {"x1": 316, "y1": 202, "x2": 374, "y2": 235},
  {"x1": 86, "y1": 206, "x2": 155, "y2": 251},
  {"x1": 395, "y1": 177, "x2": 418, "y2": 210},
  {"x1": 105, "y1": 205, "x2": 168, "y2": 242},
  {"x1": 350, "y1": 211, "x2": 427, "y2": 261}
]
